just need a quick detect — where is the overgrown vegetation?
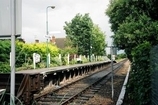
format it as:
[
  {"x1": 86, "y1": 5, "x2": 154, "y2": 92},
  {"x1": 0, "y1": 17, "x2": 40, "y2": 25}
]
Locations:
[
  {"x1": 106, "y1": 0, "x2": 158, "y2": 104},
  {"x1": 115, "y1": 53, "x2": 126, "y2": 60},
  {"x1": 0, "y1": 13, "x2": 108, "y2": 73},
  {"x1": 0, "y1": 40, "x2": 60, "y2": 72}
]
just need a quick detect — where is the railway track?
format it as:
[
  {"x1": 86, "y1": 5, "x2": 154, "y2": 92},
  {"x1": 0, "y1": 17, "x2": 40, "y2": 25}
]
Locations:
[{"x1": 35, "y1": 60, "x2": 126, "y2": 105}]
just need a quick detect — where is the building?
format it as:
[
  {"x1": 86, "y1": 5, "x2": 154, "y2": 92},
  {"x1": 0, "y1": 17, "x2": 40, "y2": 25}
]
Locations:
[{"x1": 50, "y1": 36, "x2": 66, "y2": 49}]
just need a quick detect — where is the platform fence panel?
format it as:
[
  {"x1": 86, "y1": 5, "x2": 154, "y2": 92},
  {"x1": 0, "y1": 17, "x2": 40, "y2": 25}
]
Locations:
[{"x1": 150, "y1": 45, "x2": 158, "y2": 105}]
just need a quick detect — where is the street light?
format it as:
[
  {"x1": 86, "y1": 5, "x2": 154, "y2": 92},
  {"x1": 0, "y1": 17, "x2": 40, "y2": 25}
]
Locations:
[
  {"x1": 46, "y1": 6, "x2": 55, "y2": 68},
  {"x1": 46, "y1": 6, "x2": 55, "y2": 35}
]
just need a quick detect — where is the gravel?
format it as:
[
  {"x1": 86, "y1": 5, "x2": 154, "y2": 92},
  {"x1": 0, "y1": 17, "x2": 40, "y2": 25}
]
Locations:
[{"x1": 84, "y1": 60, "x2": 130, "y2": 105}]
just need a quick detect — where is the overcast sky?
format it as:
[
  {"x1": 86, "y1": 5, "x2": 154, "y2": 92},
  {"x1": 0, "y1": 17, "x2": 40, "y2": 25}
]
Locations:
[{"x1": 22, "y1": 0, "x2": 113, "y2": 45}]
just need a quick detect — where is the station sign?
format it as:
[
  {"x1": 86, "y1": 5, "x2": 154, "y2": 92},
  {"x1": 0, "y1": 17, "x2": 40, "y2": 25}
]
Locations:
[
  {"x1": 33, "y1": 53, "x2": 41, "y2": 69},
  {"x1": 0, "y1": 0, "x2": 21, "y2": 37},
  {"x1": 33, "y1": 53, "x2": 41, "y2": 63}
]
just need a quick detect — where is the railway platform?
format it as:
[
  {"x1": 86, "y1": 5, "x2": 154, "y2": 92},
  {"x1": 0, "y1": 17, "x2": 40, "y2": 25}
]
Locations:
[
  {"x1": 0, "y1": 89, "x2": 5, "y2": 95},
  {"x1": 0, "y1": 60, "x2": 112, "y2": 105}
]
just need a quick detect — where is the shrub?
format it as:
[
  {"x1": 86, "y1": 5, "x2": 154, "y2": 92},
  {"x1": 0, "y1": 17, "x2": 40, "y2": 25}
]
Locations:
[{"x1": 0, "y1": 62, "x2": 10, "y2": 73}]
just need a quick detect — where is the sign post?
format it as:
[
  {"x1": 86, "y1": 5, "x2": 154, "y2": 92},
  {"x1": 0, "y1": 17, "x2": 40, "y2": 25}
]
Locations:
[
  {"x1": 106, "y1": 45, "x2": 117, "y2": 99},
  {"x1": 111, "y1": 46, "x2": 114, "y2": 99},
  {"x1": 10, "y1": 0, "x2": 16, "y2": 104},
  {"x1": 33, "y1": 53, "x2": 41, "y2": 69},
  {"x1": 0, "y1": 0, "x2": 21, "y2": 37},
  {"x1": 0, "y1": 0, "x2": 21, "y2": 104},
  {"x1": 67, "y1": 53, "x2": 69, "y2": 65}
]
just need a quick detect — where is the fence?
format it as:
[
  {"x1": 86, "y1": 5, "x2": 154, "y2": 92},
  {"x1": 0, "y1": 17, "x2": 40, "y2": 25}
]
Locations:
[{"x1": 150, "y1": 45, "x2": 158, "y2": 105}]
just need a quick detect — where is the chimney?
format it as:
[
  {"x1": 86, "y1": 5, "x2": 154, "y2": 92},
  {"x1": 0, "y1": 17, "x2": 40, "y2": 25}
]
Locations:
[
  {"x1": 18, "y1": 38, "x2": 25, "y2": 43},
  {"x1": 51, "y1": 36, "x2": 56, "y2": 44},
  {"x1": 35, "y1": 39, "x2": 39, "y2": 43}
]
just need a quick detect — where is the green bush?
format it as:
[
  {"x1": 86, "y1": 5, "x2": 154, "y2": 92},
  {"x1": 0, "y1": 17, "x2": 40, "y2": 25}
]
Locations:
[
  {"x1": 16, "y1": 63, "x2": 34, "y2": 71},
  {"x1": 38, "y1": 62, "x2": 46, "y2": 68},
  {"x1": 70, "y1": 59, "x2": 77, "y2": 65},
  {"x1": 0, "y1": 62, "x2": 10, "y2": 73},
  {"x1": 81, "y1": 56, "x2": 89, "y2": 63},
  {"x1": 51, "y1": 57, "x2": 62, "y2": 66},
  {"x1": 127, "y1": 42, "x2": 151, "y2": 105},
  {"x1": 115, "y1": 53, "x2": 126, "y2": 60}
]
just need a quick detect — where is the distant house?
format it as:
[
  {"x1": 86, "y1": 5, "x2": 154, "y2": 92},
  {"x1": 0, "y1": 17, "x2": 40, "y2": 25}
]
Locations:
[
  {"x1": 35, "y1": 39, "x2": 39, "y2": 43},
  {"x1": 17, "y1": 38, "x2": 25, "y2": 43},
  {"x1": 50, "y1": 36, "x2": 66, "y2": 49}
]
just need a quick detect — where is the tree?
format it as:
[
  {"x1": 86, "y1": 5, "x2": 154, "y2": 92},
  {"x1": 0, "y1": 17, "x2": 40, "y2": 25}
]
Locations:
[
  {"x1": 92, "y1": 25, "x2": 106, "y2": 56},
  {"x1": 106, "y1": 0, "x2": 158, "y2": 61},
  {"x1": 64, "y1": 13, "x2": 106, "y2": 57},
  {"x1": 64, "y1": 13, "x2": 93, "y2": 56},
  {"x1": 106, "y1": 0, "x2": 158, "y2": 104}
]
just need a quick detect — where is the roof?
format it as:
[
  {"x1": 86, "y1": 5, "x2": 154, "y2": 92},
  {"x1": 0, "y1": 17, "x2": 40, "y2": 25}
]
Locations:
[{"x1": 54, "y1": 38, "x2": 66, "y2": 49}]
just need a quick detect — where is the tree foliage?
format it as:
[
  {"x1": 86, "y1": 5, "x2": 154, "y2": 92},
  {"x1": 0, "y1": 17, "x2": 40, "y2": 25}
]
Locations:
[
  {"x1": 0, "y1": 40, "x2": 10, "y2": 73},
  {"x1": 0, "y1": 40, "x2": 59, "y2": 73},
  {"x1": 106, "y1": 0, "x2": 158, "y2": 104},
  {"x1": 64, "y1": 13, "x2": 106, "y2": 56},
  {"x1": 16, "y1": 41, "x2": 59, "y2": 67},
  {"x1": 64, "y1": 36, "x2": 78, "y2": 55},
  {"x1": 92, "y1": 25, "x2": 106, "y2": 55},
  {"x1": 0, "y1": 40, "x2": 10, "y2": 62},
  {"x1": 129, "y1": 42, "x2": 151, "y2": 105}
]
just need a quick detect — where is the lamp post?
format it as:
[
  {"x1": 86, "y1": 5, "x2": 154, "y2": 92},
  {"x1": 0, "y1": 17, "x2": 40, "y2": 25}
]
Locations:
[
  {"x1": 46, "y1": 6, "x2": 55, "y2": 68},
  {"x1": 89, "y1": 34, "x2": 92, "y2": 62}
]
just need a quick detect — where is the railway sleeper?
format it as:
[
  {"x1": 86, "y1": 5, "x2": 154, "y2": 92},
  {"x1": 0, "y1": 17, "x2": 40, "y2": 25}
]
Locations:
[
  {"x1": 90, "y1": 89, "x2": 99, "y2": 92},
  {"x1": 86, "y1": 91, "x2": 95, "y2": 94},
  {"x1": 77, "y1": 96, "x2": 89, "y2": 100},
  {"x1": 43, "y1": 98, "x2": 66, "y2": 102},
  {"x1": 91, "y1": 87, "x2": 101, "y2": 90},
  {"x1": 38, "y1": 101, "x2": 59, "y2": 105},
  {"x1": 71, "y1": 99, "x2": 87, "y2": 104},
  {"x1": 80, "y1": 94, "x2": 94, "y2": 98},
  {"x1": 48, "y1": 95, "x2": 71, "y2": 99}
]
